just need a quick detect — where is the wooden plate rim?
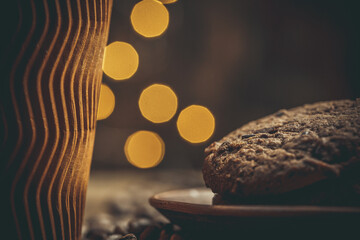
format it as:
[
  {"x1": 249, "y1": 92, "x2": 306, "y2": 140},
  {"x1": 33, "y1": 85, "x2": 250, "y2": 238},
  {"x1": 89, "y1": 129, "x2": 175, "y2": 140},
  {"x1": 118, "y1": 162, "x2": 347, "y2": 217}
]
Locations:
[{"x1": 149, "y1": 188, "x2": 360, "y2": 218}]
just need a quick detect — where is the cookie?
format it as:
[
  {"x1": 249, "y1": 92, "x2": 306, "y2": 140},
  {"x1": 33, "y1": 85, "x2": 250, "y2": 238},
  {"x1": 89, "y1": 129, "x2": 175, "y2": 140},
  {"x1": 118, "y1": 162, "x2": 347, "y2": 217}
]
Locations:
[{"x1": 202, "y1": 99, "x2": 360, "y2": 203}]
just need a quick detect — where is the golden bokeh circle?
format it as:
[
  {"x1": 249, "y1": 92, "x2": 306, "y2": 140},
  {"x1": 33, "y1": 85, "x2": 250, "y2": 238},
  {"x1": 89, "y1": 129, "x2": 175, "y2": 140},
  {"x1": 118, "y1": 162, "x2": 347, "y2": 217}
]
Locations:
[
  {"x1": 138, "y1": 84, "x2": 178, "y2": 123},
  {"x1": 97, "y1": 84, "x2": 115, "y2": 120},
  {"x1": 102, "y1": 41, "x2": 139, "y2": 80},
  {"x1": 177, "y1": 105, "x2": 215, "y2": 143},
  {"x1": 130, "y1": 0, "x2": 169, "y2": 38},
  {"x1": 159, "y1": 0, "x2": 178, "y2": 4},
  {"x1": 124, "y1": 130, "x2": 165, "y2": 169}
]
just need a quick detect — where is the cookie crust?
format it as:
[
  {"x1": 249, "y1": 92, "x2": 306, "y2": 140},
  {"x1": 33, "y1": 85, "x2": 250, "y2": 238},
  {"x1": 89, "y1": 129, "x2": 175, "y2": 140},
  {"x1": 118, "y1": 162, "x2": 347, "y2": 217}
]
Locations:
[{"x1": 203, "y1": 100, "x2": 360, "y2": 199}]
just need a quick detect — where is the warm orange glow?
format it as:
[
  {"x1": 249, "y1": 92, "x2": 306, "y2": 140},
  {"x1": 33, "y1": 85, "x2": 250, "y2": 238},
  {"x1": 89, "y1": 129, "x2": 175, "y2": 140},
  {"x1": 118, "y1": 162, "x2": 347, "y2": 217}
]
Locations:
[
  {"x1": 124, "y1": 130, "x2": 165, "y2": 168},
  {"x1": 102, "y1": 41, "x2": 139, "y2": 80},
  {"x1": 138, "y1": 84, "x2": 178, "y2": 123},
  {"x1": 159, "y1": 0, "x2": 178, "y2": 4},
  {"x1": 97, "y1": 84, "x2": 115, "y2": 120},
  {"x1": 177, "y1": 105, "x2": 215, "y2": 143},
  {"x1": 130, "y1": 0, "x2": 169, "y2": 38}
]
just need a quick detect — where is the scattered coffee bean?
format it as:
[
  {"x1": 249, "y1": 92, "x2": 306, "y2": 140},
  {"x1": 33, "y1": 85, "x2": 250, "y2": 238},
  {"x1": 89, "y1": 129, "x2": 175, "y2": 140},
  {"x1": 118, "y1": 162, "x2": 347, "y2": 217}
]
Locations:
[
  {"x1": 163, "y1": 223, "x2": 175, "y2": 231},
  {"x1": 128, "y1": 218, "x2": 152, "y2": 236},
  {"x1": 158, "y1": 224, "x2": 175, "y2": 240},
  {"x1": 120, "y1": 234, "x2": 137, "y2": 240},
  {"x1": 139, "y1": 225, "x2": 161, "y2": 240},
  {"x1": 107, "y1": 201, "x2": 137, "y2": 217},
  {"x1": 87, "y1": 214, "x2": 114, "y2": 233},
  {"x1": 107, "y1": 201, "x2": 126, "y2": 216},
  {"x1": 82, "y1": 224, "x2": 89, "y2": 237},
  {"x1": 159, "y1": 230, "x2": 172, "y2": 240},
  {"x1": 107, "y1": 234, "x2": 124, "y2": 240},
  {"x1": 171, "y1": 225, "x2": 181, "y2": 232},
  {"x1": 86, "y1": 229, "x2": 110, "y2": 240},
  {"x1": 113, "y1": 222, "x2": 129, "y2": 235},
  {"x1": 135, "y1": 208, "x2": 154, "y2": 219}
]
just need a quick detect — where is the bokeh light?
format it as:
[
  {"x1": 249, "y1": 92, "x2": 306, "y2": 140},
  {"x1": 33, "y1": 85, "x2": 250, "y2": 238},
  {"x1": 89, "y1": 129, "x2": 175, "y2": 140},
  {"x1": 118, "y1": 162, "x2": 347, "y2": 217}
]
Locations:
[
  {"x1": 159, "y1": 0, "x2": 178, "y2": 4},
  {"x1": 102, "y1": 41, "x2": 139, "y2": 80},
  {"x1": 130, "y1": 0, "x2": 169, "y2": 38},
  {"x1": 97, "y1": 84, "x2": 115, "y2": 120},
  {"x1": 138, "y1": 84, "x2": 178, "y2": 123},
  {"x1": 177, "y1": 105, "x2": 215, "y2": 143},
  {"x1": 125, "y1": 130, "x2": 165, "y2": 168}
]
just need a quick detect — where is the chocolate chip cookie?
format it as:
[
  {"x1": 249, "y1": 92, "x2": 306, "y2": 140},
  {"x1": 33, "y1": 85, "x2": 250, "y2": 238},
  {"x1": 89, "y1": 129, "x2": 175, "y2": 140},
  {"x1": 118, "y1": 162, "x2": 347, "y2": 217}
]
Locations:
[{"x1": 203, "y1": 99, "x2": 360, "y2": 205}]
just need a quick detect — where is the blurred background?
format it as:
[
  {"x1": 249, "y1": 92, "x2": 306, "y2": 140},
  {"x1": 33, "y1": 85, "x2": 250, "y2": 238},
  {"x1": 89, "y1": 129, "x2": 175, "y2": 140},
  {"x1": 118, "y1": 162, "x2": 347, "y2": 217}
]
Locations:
[{"x1": 92, "y1": 0, "x2": 360, "y2": 170}]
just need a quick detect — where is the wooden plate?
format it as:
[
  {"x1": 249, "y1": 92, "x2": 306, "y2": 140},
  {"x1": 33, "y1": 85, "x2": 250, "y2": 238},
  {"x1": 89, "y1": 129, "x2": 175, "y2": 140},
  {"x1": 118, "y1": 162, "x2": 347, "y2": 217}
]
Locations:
[{"x1": 149, "y1": 188, "x2": 360, "y2": 238}]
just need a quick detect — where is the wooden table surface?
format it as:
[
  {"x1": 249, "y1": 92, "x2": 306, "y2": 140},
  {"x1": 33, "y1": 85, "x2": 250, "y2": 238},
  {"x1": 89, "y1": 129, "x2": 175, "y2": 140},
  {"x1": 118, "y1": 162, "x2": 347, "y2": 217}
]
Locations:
[{"x1": 84, "y1": 169, "x2": 204, "y2": 222}]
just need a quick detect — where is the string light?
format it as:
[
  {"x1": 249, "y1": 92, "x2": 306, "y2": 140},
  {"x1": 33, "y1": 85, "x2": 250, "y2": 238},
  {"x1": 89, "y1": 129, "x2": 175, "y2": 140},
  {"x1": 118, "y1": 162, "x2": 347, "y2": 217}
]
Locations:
[
  {"x1": 159, "y1": 0, "x2": 178, "y2": 4},
  {"x1": 138, "y1": 84, "x2": 178, "y2": 123},
  {"x1": 130, "y1": 0, "x2": 169, "y2": 38},
  {"x1": 97, "y1": 84, "x2": 115, "y2": 120},
  {"x1": 125, "y1": 130, "x2": 165, "y2": 168},
  {"x1": 177, "y1": 105, "x2": 215, "y2": 143},
  {"x1": 102, "y1": 41, "x2": 139, "y2": 80}
]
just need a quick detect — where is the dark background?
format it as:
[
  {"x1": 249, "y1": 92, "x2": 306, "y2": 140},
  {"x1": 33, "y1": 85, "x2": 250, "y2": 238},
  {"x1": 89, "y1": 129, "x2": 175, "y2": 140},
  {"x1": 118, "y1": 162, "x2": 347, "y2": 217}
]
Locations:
[{"x1": 92, "y1": 0, "x2": 360, "y2": 169}]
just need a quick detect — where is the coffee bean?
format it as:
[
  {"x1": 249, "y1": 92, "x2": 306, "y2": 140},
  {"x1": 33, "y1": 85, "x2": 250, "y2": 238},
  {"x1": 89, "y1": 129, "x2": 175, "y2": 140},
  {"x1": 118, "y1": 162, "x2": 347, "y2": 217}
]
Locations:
[
  {"x1": 107, "y1": 201, "x2": 137, "y2": 216},
  {"x1": 113, "y1": 222, "x2": 129, "y2": 235},
  {"x1": 82, "y1": 224, "x2": 89, "y2": 237},
  {"x1": 87, "y1": 214, "x2": 114, "y2": 233},
  {"x1": 139, "y1": 225, "x2": 161, "y2": 240},
  {"x1": 159, "y1": 229, "x2": 172, "y2": 240},
  {"x1": 171, "y1": 225, "x2": 181, "y2": 232},
  {"x1": 107, "y1": 234, "x2": 124, "y2": 240},
  {"x1": 135, "y1": 207, "x2": 154, "y2": 219},
  {"x1": 86, "y1": 229, "x2": 109, "y2": 240},
  {"x1": 120, "y1": 234, "x2": 137, "y2": 240},
  {"x1": 128, "y1": 218, "x2": 152, "y2": 236},
  {"x1": 163, "y1": 224, "x2": 175, "y2": 232},
  {"x1": 158, "y1": 224, "x2": 176, "y2": 240},
  {"x1": 107, "y1": 201, "x2": 125, "y2": 216}
]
